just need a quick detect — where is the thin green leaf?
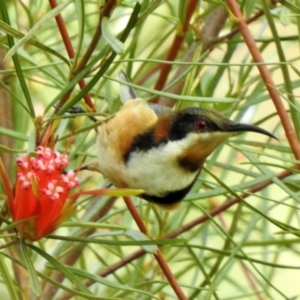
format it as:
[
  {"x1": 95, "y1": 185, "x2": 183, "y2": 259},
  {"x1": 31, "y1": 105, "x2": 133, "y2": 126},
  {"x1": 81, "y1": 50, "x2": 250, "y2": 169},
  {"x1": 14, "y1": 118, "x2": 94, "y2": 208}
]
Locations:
[
  {"x1": 48, "y1": 234, "x2": 186, "y2": 246},
  {"x1": 102, "y1": 17, "x2": 124, "y2": 54},
  {"x1": 243, "y1": 151, "x2": 300, "y2": 205},
  {"x1": 0, "y1": 127, "x2": 28, "y2": 141},
  {"x1": 20, "y1": 240, "x2": 42, "y2": 296},
  {"x1": 0, "y1": 20, "x2": 69, "y2": 64},
  {"x1": 106, "y1": 74, "x2": 236, "y2": 103},
  {"x1": 5, "y1": 0, "x2": 73, "y2": 61},
  {"x1": 125, "y1": 229, "x2": 157, "y2": 253},
  {"x1": 71, "y1": 188, "x2": 144, "y2": 200},
  {"x1": 0, "y1": 145, "x2": 25, "y2": 153},
  {"x1": 55, "y1": 2, "x2": 142, "y2": 116},
  {"x1": 0, "y1": 254, "x2": 18, "y2": 300},
  {"x1": 62, "y1": 221, "x2": 127, "y2": 230},
  {"x1": 73, "y1": 0, "x2": 85, "y2": 65},
  {"x1": 0, "y1": 157, "x2": 14, "y2": 205},
  {"x1": 262, "y1": 0, "x2": 300, "y2": 136},
  {"x1": 27, "y1": 243, "x2": 93, "y2": 295},
  {"x1": 66, "y1": 266, "x2": 159, "y2": 299}
]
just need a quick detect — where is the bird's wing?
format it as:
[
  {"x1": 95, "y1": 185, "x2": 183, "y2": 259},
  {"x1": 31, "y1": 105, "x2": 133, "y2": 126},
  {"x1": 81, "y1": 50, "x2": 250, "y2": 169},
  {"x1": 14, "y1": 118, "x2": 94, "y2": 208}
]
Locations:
[
  {"x1": 118, "y1": 70, "x2": 173, "y2": 116},
  {"x1": 148, "y1": 103, "x2": 173, "y2": 117},
  {"x1": 118, "y1": 70, "x2": 139, "y2": 103}
]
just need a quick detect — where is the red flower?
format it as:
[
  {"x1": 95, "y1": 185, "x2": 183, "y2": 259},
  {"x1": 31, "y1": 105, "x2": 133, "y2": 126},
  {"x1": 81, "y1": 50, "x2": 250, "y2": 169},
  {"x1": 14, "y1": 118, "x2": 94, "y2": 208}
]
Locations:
[{"x1": 8, "y1": 146, "x2": 79, "y2": 241}]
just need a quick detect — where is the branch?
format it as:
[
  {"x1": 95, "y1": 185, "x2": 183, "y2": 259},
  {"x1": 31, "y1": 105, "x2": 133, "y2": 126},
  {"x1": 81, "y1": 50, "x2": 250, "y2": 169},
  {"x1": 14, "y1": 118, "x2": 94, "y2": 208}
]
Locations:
[
  {"x1": 57, "y1": 169, "x2": 294, "y2": 300},
  {"x1": 0, "y1": 49, "x2": 13, "y2": 173},
  {"x1": 226, "y1": 0, "x2": 300, "y2": 160},
  {"x1": 48, "y1": 0, "x2": 94, "y2": 110},
  {"x1": 157, "y1": 6, "x2": 228, "y2": 106},
  {"x1": 38, "y1": 197, "x2": 117, "y2": 300},
  {"x1": 123, "y1": 196, "x2": 187, "y2": 300},
  {"x1": 73, "y1": 0, "x2": 117, "y2": 75},
  {"x1": 153, "y1": 0, "x2": 199, "y2": 102}
]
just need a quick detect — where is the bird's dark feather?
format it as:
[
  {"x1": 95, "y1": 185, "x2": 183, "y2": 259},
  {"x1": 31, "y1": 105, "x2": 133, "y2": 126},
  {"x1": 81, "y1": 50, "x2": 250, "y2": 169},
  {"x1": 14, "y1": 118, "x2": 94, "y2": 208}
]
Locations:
[
  {"x1": 123, "y1": 128, "x2": 168, "y2": 162},
  {"x1": 141, "y1": 175, "x2": 198, "y2": 207}
]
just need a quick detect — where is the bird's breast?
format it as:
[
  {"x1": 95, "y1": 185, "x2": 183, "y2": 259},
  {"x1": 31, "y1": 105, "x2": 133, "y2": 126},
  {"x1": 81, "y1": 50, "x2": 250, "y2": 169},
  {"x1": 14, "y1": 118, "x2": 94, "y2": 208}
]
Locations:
[
  {"x1": 96, "y1": 99, "x2": 206, "y2": 208},
  {"x1": 96, "y1": 98, "x2": 159, "y2": 187},
  {"x1": 121, "y1": 137, "x2": 204, "y2": 208}
]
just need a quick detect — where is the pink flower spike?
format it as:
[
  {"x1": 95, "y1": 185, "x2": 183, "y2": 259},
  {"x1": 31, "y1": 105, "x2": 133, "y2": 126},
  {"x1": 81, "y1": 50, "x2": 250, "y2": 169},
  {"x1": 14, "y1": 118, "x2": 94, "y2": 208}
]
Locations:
[
  {"x1": 61, "y1": 170, "x2": 79, "y2": 189},
  {"x1": 10, "y1": 146, "x2": 80, "y2": 241},
  {"x1": 53, "y1": 152, "x2": 69, "y2": 169},
  {"x1": 16, "y1": 156, "x2": 28, "y2": 169}
]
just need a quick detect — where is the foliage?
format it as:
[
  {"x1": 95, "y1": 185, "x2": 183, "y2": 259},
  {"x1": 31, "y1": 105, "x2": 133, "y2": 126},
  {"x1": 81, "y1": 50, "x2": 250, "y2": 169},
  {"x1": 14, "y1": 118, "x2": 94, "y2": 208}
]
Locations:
[{"x1": 0, "y1": 0, "x2": 299, "y2": 299}]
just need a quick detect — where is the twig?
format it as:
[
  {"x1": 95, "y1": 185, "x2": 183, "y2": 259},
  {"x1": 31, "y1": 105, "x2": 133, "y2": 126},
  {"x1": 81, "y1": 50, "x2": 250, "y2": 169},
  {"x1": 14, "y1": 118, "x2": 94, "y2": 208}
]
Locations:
[
  {"x1": 157, "y1": 6, "x2": 228, "y2": 106},
  {"x1": 0, "y1": 49, "x2": 13, "y2": 173},
  {"x1": 57, "y1": 166, "x2": 294, "y2": 300},
  {"x1": 73, "y1": 0, "x2": 117, "y2": 75},
  {"x1": 56, "y1": 248, "x2": 146, "y2": 300},
  {"x1": 240, "y1": 262, "x2": 264, "y2": 300},
  {"x1": 214, "y1": 208, "x2": 263, "y2": 300},
  {"x1": 93, "y1": 170, "x2": 293, "y2": 280},
  {"x1": 214, "y1": 9, "x2": 265, "y2": 43},
  {"x1": 123, "y1": 196, "x2": 188, "y2": 300},
  {"x1": 153, "y1": 0, "x2": 199, "y2": 101},
  {"x1": 226, "y1": 0, "x2": 300, "y2": 160},
  {"x1": 48, "y1": 0, "x2": 94, "y2": 110},
  {"x1": 56, "y1": 165, "x2": 293, "y2": 300},
  {"x1": 38, "y1": 197, "x2": 117, "y2": 300}
]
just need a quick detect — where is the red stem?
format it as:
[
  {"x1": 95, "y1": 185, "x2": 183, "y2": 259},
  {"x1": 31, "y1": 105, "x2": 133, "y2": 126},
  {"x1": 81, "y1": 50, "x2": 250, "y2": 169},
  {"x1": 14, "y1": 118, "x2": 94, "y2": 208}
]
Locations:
[
  {"x1": 74, "y1": 0, "x2": 117, "y2": 74},
  {"x1": 48, "y1": 0, "x2": 94, "y2": 110},
  {"x1": 57, "y1": 169, "x2": 294, "y2": 300},
  {"x1": 216, "y1": 10, "x2": 264, "y2": 42},
  {"x1": 226, "y1": 0, "x2": 300, "y2": 160},
  {"x1": 240, "y1": 262, "x2": 264, "y2": 300},
  {"x1": 216, "y1": 212, "x2": 263, "y2": 299},
  {"x1": 123, "y1": 197, "x2": 187, "y2": 300},
  {"x1": 153, "y1": 0, "x2": 198, "y2": 99}
]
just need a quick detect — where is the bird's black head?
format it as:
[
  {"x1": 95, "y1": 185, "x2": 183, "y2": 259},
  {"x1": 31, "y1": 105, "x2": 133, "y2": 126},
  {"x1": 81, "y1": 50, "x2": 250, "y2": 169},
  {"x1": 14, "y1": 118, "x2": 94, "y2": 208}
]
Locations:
[{"x1": 169, "y1": 107, "x2": 277, "y2": 141}]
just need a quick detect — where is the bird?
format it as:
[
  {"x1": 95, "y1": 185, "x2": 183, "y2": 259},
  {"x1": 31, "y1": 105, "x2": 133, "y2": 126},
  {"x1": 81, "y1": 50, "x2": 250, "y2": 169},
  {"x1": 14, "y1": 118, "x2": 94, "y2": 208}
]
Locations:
[{"x1": 91, "y1": 71, "x2": 277, "y2": 210}]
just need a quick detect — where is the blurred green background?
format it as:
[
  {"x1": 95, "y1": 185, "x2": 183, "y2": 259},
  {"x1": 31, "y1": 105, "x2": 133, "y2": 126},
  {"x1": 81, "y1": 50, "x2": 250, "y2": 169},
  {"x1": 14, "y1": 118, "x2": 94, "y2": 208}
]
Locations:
[{"x1": 0, "y1": 0, "x2": 300, "y2": 299}]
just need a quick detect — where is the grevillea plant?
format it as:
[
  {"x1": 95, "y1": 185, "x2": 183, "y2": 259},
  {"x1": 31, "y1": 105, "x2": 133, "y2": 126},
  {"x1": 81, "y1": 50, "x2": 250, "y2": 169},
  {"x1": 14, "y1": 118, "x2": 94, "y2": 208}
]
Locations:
[{"x1": 3, "y1": 146, "x2": 80, "y2": 241}]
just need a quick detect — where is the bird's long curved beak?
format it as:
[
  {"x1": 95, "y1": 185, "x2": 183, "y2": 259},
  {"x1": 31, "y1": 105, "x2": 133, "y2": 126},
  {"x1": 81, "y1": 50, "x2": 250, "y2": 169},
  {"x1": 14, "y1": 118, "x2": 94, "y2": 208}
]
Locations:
[{"x1": 228, "y1": 123, "x2": 278, "y2": 140}]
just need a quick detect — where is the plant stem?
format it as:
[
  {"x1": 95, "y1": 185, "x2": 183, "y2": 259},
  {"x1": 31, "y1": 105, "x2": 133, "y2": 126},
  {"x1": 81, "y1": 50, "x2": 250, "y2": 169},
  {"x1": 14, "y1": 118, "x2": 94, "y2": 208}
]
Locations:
[
  {"x1": 123, "y1": 196, "x2": 188, "y2": 300},
  {"x1": 226, "y1": 0, "x2": 300, "y2": 160}
]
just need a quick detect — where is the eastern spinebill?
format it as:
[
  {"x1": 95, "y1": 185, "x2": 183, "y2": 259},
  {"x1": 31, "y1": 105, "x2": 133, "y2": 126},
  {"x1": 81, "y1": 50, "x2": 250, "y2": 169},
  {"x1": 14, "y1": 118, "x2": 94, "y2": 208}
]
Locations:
[{"x1": 87, "y1": 72, "x2": 277, "y2": 209}]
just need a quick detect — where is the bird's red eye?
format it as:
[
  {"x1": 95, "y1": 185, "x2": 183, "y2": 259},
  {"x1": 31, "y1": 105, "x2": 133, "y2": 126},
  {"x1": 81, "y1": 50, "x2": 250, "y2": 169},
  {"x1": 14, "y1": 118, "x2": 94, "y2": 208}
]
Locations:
[{"x1": 196, "y1": 120, "x2": 208, "y2": 131}]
